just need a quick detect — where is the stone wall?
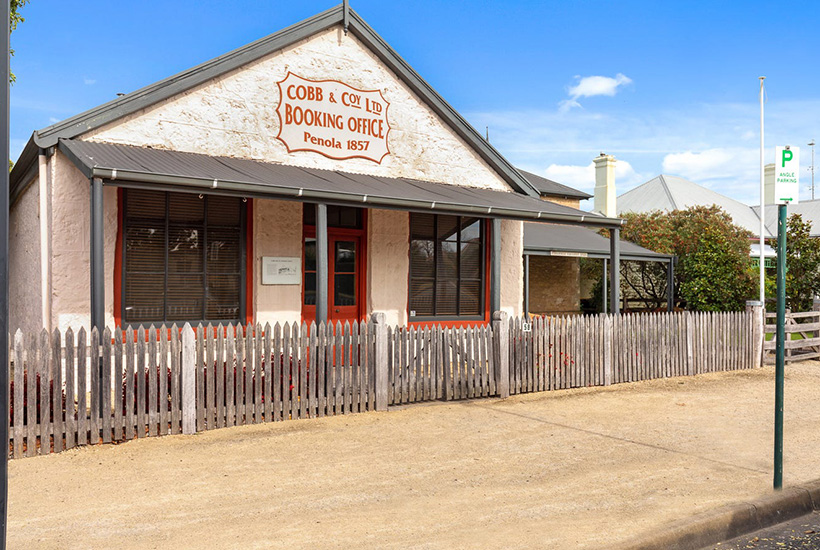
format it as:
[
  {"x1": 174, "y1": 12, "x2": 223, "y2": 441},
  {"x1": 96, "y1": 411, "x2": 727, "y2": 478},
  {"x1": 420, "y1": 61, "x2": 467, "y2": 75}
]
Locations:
[
  {"x1": 527, "y1": 255, "x2": 580, "y2": 316},
  {"x1": 50, "y1": 152, "x2": 118, "y2": 333},
  {"x1": 540, "y1": 196, "x2": 582, "y2": 209},
  {"x1": 254, "y1": 199, "x2": 303, "y2": 326},
  {"x1": 9, "y1": 180, "x2": 42, "y2": 334},
  {"x1": 84, "y1": 26, "x2": 511, "y2": 194}
]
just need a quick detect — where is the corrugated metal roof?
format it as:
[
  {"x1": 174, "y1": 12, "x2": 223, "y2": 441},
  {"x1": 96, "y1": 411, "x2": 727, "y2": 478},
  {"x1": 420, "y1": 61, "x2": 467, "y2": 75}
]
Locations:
[
  {"x1": 751, "y1": 199, "x2": 820, "y2": 237},
  {"x1": 59, "y1": 139, "x2": 623, "y2": 227},
  {"x1": 517, "y1": 169, "x2": 592, "y2": 200},
  {"x1": 618, "y1": 175, "x2": 774, "y2": 237},
  {"x1": 523, "y1": 223, "x2": 671, "y2": 260}
]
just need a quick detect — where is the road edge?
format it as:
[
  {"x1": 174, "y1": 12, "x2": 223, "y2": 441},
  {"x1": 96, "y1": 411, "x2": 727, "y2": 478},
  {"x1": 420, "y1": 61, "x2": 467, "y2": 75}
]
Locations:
[{"x1": 613, "y1": 478, "x2": 820, "y2": 550}]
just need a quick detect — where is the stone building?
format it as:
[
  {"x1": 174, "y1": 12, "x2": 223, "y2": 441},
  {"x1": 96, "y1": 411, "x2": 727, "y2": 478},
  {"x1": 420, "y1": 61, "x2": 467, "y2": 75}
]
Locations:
[{"x1": 9, "y1": 5, "x2": 624, "y2": 334}]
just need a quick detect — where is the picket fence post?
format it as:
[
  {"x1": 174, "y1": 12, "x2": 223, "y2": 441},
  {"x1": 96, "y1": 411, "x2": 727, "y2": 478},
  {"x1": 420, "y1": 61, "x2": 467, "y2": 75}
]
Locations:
[
  {"x1": 371, "y1": 312, "x2": 389, "y2": 412},
  {"x1": 603, "y1": 314, "x2": 613, "y2": 386},
  {"x1": 746, "y1": 300, "x2": 764, "y2": 369},
  {"x1": 685, "y1": 311, "x2": 695, "y2": 376},
  {"x1": 492, "y1": 311, "x2": 510, "y2": 398},
  {"x1": 181, "y1": 323, "x2": 196, "y2": 434}
]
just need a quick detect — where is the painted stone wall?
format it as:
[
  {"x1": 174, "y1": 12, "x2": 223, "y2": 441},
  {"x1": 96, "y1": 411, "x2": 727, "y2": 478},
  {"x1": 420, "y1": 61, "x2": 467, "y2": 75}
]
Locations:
[
  {"x1": 367, "y1": 209, "x2": 409, "y2": 326},
  {"x1": 84, "y1": 26, "x2": 511, "y2": 193},
  {"x1": 9, "y1": 180, "x2": 42, "y2": 334},
  {"x1": 528, "y1": 255, "x2": 580, "y2": 316},
  {"x1": 50, "y1": 152, "x2": 118, "y2": 333},
  {"x1": 500, "y1": 220, "x2": 523, "y2": 317},
  {"x1": 254, "y1": 199, "x2": 303, "y2": 326}
]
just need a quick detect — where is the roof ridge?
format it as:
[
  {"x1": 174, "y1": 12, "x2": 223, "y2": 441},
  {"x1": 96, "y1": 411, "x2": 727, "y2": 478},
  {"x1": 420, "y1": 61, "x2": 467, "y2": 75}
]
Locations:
[
  {"x1": 657, "y1": 174, "x2": 679, "y2": 210},
  {"x1": 11, "y1": 5, "x2": 541, "y2": 199}
]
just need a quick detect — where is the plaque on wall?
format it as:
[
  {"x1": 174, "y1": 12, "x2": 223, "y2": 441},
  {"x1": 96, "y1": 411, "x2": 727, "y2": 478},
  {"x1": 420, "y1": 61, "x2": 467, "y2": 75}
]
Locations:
[{"x1": 261, "y1": 257, "x2": 301, "y2": 285}]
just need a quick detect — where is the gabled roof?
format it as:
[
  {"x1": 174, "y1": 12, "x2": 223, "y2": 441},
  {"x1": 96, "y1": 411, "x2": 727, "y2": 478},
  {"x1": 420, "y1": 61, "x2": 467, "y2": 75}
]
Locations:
[
  {"x1": 518, "y1": 169, "x2": 592, "y2": 200},
  {"x1": 523, "y1": 223, "x2": 672, "y2": 261},
  {"x1": 11, "y1": 4, "x2": 541, "y2": 200},
  {"x1": 618, "y1": 174, "x2": 773, "y2": 236}
]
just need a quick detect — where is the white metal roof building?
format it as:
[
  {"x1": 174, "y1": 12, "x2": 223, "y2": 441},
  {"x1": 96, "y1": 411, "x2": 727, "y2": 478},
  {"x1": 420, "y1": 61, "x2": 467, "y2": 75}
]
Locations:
[{"x1": 617, "y1": 175, "x2": 775, "y2": 237}]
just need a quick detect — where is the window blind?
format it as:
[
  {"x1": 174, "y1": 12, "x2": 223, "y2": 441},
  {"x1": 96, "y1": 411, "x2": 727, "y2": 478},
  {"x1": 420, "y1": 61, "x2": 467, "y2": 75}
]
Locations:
[{"x1": 123, "y1": 189, "x2": 245, "y2": 324}]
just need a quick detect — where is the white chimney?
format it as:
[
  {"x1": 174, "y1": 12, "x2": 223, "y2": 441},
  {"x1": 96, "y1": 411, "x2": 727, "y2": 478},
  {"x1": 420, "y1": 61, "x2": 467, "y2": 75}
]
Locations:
[
  {"x1": 764, "y1": 163, "x2": 776, "y2": 205},
  {"x1": 594, "y1": 153, "x2": 617, "y2": 217}
]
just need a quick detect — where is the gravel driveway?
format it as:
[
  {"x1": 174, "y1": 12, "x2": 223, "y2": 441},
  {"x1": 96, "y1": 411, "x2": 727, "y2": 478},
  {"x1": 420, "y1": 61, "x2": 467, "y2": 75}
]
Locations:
[{"x1": 8, "y1": 362, "x2": 820, "y2": 549}]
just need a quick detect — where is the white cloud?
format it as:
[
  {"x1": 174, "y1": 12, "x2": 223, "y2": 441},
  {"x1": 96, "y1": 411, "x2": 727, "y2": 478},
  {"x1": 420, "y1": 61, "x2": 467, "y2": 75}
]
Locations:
[
  {"x1": 83, "y1": 78, "x2": 96, "y2": 85},
  {"x1": 543, "y1": 158, "x2": 644, "y2": 194},
  {"x1": 560, "y1": 73, "x2": 632, "y2": 111},
  {"x1": 662, "y1": 147, "x2": 759, "y2": 183},
  {"x1": 48, "y1": 117, "x2": 59, "y2": 124},
  {"x1": 467, "y1": 97, "x2": 820, "y2": 206}
]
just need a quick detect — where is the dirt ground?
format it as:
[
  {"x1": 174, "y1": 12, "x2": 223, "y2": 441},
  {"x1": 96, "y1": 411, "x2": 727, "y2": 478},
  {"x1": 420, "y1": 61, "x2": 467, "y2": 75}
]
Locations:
[{"x1": 8, "y1": 362, "x2": 820, "y2": 550}]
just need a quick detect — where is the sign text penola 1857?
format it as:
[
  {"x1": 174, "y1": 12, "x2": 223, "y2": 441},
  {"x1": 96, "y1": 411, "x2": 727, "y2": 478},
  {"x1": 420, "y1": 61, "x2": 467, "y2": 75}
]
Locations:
[{"x1": 275, "y1": 73, "x2": 391, "y2": 163}]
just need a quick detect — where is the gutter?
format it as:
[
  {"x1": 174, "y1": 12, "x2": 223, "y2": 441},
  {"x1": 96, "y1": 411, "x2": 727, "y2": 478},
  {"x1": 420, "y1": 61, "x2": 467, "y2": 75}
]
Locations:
[{"x1": 90, "y1": 165, "x2": 625, "y2": 229}]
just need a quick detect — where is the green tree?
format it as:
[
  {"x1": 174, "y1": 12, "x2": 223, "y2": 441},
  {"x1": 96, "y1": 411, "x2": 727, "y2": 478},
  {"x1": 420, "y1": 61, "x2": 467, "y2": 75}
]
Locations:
[
  {"x1": 10, "y1": 0, "x2": 29, "y2": 83},
  {"x1": 779, "y1": 213, "x2": 820, "y2": 312},
  {"x1": 620, "y1": 205, "x2": 756, "y2": 312}
]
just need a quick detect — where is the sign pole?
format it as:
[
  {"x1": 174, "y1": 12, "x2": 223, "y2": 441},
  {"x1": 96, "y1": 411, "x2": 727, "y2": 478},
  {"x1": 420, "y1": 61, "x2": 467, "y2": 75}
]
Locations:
[
  {"x1": 759, "y1": 77, "x2": 765, "y2": 304},
  {"x1": 771, "y1": 144, "x2": 797, "y2": 491},
  {"x1": 0, "y1": 0, "x2": 9, "y2": 545},
  {"x1": 774, "y1": 202, "x2": 786, "y2": 490}
]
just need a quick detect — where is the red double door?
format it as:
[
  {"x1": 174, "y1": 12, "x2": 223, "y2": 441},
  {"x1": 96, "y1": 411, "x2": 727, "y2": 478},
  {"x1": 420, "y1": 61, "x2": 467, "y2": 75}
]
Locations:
[{"x1": 302, "y1": 234, "x2": 362, "y2": 324}]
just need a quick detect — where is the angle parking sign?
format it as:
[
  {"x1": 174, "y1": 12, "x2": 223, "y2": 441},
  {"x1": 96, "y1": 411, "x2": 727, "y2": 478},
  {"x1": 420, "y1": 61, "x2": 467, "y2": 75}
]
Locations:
[{"x1": 774, "y1": 146, "x2": 800, "y2": 204}]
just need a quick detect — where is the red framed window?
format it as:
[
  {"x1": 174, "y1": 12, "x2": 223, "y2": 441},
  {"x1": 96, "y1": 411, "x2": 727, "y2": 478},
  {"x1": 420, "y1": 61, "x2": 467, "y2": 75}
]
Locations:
[{"x1": 409, "y1": 213, "x2": 486, "y2": 322}]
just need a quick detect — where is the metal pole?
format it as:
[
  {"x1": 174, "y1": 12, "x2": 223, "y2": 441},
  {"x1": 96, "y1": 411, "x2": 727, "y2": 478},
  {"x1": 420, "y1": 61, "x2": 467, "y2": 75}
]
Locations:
[
  {"x1": 90, "y1": 178, "x2": 105, "y2": 334},
  {"x1": 609, "y1": 227, "x2": 620, "y2": 315},
  {"x1": 491, "y1": 218, "x2": 501, "y2": 315},
  {"x1": 0, "y1": 0, "x2": 10, "y2": 545},
  {"x1": 315, "y1": 203, "x2": 328, "y2": 325},
  {"x1": 523, "y1": 254, "x2": 529, "y2": 317},
  {"x1": 666, "y1": 259, "x2": 675, "y2": 312},
  {"x1": 774, "y1": 202, "x2": 787, "y2": 490},
  {"x1": 759, "y1": 77, "x2": 766, "y2": 304},
  {"x1": 602, "y1": 258, "x2": 608, "y2": 314},
  {"x1": 809, "y1": 140, "x2": 815, "y2": 201}
]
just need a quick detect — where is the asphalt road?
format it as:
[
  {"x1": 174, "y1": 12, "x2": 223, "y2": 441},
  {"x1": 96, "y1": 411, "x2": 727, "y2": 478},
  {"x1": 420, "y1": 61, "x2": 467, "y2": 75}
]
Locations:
[{"x1": 704, "y1": 511, "x2": 820, "y2": 549}]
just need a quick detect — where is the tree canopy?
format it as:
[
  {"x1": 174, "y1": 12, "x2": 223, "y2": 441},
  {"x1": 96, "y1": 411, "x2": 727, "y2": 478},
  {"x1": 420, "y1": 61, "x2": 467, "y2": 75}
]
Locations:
[
  {"x1": 781, "y1": 213, "x2": 820, "y2": 312},
  {"x1": 10, "y1": 0, "x2": 29, "y2": 83},
  {"x1": 620, "y1": 205, "x2": 756, "y2": 312}
]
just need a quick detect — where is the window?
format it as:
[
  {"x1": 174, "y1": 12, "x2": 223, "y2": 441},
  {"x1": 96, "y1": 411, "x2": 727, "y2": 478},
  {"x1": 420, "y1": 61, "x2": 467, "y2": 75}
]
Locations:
[
  {"x1": 409, "y1": 213, "x2": 485, "y2": 319},
  {"x1": 302, "y1": 204, "x2": 363, "y2": 228},
  {"x1": 122, "y1": 189, "x2": 245, "y2": 325}
]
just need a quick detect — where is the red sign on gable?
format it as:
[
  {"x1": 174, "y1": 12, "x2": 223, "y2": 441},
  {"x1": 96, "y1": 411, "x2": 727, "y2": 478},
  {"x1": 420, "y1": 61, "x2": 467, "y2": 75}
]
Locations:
[{"x1": 275, "y1": 73, "x2": 391, "y2": 164}]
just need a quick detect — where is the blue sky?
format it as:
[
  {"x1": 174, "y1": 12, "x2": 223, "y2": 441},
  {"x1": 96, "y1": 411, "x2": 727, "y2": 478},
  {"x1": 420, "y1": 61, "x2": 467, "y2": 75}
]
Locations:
[{"x1": 9, "y1": 1, "x2": 820, "y2": 205}]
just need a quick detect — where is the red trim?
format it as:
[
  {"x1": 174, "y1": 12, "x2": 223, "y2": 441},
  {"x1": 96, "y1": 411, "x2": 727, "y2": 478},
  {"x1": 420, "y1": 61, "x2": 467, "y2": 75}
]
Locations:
[
  {"x1": 407, "y1": 218, "x2": 493, "y2": 329},
  {"x1": 114, "y1": 191, "x2": 255, "y2": 327},
  {"x1": 245, "y1": 199, "x2": 254, "y2": 325},
  {"x1": 113, "y1": 188, "x2": 124, "y2": 327},
  {"x1": 301, "y1": 209, "x2": 368, "y2": 324}
]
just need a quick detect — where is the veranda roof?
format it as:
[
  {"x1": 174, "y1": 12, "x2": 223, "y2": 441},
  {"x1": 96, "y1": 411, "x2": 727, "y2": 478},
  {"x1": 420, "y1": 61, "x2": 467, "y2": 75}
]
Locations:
[
  {"x1": 523, "y1": 222, "x2": 673, "y2": 262},
  {"x1": 59, "y1": 139, "x2": 624, "y2": 228}
]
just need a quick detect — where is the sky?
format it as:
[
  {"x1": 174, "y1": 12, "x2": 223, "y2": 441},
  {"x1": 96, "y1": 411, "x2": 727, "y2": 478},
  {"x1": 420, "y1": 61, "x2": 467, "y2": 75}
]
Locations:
[{"x1": 9, "y1": 0, "x2": 820, "y2": 206}]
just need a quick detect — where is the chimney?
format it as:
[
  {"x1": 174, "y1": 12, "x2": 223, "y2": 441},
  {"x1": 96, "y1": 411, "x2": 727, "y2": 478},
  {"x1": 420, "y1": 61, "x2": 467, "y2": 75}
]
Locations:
[
  {"x1": 764, "y1": 163, "x2": 776, "y2": 204},
  {"x1": 593, "y1": 153, "x2": 617, "y2": 217}
]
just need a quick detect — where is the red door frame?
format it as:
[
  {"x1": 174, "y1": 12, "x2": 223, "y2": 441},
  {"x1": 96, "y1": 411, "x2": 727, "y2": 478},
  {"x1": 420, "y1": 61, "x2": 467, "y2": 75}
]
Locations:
[{"x1": 301, "y1": 210, "x2": 368, "y2": 324}]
